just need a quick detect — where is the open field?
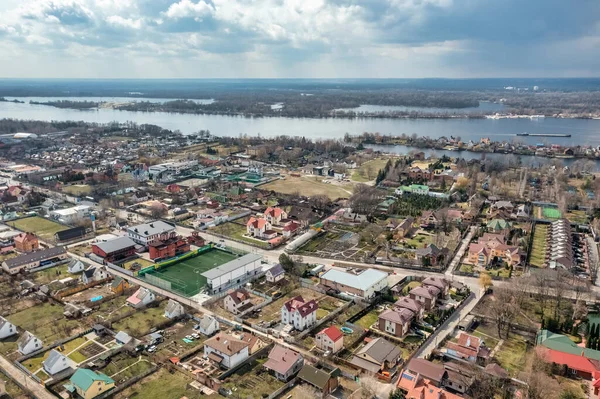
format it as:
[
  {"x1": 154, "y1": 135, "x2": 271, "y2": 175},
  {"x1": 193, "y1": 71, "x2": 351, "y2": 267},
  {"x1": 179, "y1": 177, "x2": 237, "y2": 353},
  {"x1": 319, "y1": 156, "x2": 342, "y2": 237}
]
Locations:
[
  {"x1": 62, "y1": 185, "x2": 92, "y2": 196},
  {"x1": 143, "y1": 249, "x2": 238, "y2": 296},
  {"x1": 100, "y1": 353, "x2": 154, "y2": 382},
  {"x1": 222, "y1": 358, "x2": 284, "y2": 398},
  {"x1": 112, "y1": 301, "x2": 169, "y2": 337},
  {"x1": 351, "y1": 157, "x2": 391, "y2": 183},
  {"x1": 529, "y1": 224, "x2": 548, "y2": 267},
  {"x1": 122, "y1": 257, "x2": 154, "y2": 269},
  {"x1": 114, "y1": 368, "x2": 204, "y2": 399},
  {"x1": 7, "y1": 302, "x2": 83, "y2": 344},
  {"x1": 32, "y1": 263, "x2": 70, "y2": 285},
  {"x1": 263, "y1": 176, "x2": 352, "y2": 200},
  {"x1": 7, "y1": 216, "x2": 69, "y2": 241},
  {"x1": 298, "y1": 225, "x2": 377, "y2": 262}
]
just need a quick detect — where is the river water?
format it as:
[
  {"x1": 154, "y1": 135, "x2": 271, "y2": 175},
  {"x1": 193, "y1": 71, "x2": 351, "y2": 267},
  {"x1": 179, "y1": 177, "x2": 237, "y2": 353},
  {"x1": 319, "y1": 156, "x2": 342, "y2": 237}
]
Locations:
[{"x1": 1, "y1": 98, "x2": 600, "y2": 146}]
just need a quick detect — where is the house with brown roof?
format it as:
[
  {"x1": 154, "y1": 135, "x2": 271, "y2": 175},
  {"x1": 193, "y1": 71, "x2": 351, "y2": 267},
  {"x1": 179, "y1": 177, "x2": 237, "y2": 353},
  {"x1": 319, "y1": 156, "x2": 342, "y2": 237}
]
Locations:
[
  {"x1": 444, "y1": 332, "x2": 490, "y2": 364},
  {"x1": 467, "y1": 233, "x2": 524, "y2": 268},
  {"x1": 281, "y1": 296, "x2": 318, "y2": 331},
  {"x1": 224, "y1": 289, "x2": 253, "y2": 315},
  {"x1": 264, "y1": 207, "x2": 288, "y2": 226},
  {"x1": 394, "y1": 297, "x2": 424, "y2": 321},
  {"x1": 204, "y1": 332, "x2": 249, "y2": 369},
  {"x1": 297, "y1": 364, "x2": 339, "y2": 398},
  {"x1": 422, "y1": 276, "x2": 449, "y2": 298},
  {"x1": 409, "y1": 285, "x2": 438, "y2": 311},
  {"x1": 315, "y1": 326, "x2": 344, "y2": 354},
  {"x1": 350, "y1": 337, "x2": 402, "y2": 375},
  {"x1": 264, "y1": 345, "x2": 304, "y2": 381},
  {"x1": 378, "y1": 308, "x2": 415, "y2": 337},
  {"x1": 398, "y1": 358, "x2": 464, "y2": 399},
  {"x1": 246, "y1": 217, "x2": 272, "y2": 238},
  {"x1": 414, "y1": 244, "x2": 449, "y2": 267}
]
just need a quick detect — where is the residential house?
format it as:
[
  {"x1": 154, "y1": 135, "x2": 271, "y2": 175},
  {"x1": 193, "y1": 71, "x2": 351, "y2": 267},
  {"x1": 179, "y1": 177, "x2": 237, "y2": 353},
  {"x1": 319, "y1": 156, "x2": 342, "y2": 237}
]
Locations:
[
  {"x1": 376, "y1": 198, "x2": 396, "y2": 215},
  {"x1": 297, "y1": 364, "x2": 339, "y2": 398},
  {"x1": 394, "y1": 297, "x2": 424, "y2": 322},
  {"x1": 43, "y1": 349, "x2": 70, "y2": 376},
  {"x1": 409, "y1": 286, "x2": 438, "y2": 311},
  {"x1": 282, "y1": 221, "x2": 300, "y2": 238},
  {"x1": 127, "y1": 221, "x2": 176, "y2": 246},
  {"x1": 281, "y1": 296, "x2": 318, "y2": 331},
  {"x1": 91, "y1": 237, "x2": 137, "y2": 264},
  {"x1": 0, "y1": 317, "x2": 17, "y2": 339},
  {"x1": 445, "y1": 332, "x2": 489, "y2": 364},
  {"x1": 487, "y1": 218, "x2": 511, "y2": 233},
  {"x1": 126, "y1": 287, "x2": 156, "y2": 308},
  {"x1": 110, "y1": 276, "x2": 130, "y2": 294},
  {"x1": 67, "y1": 259, "x2": 85, "y2": 274},
  {"x1": 2, "y1": 246, "x2": 68, "y2": 274},
  {"x1": 414, "y1": 244, "x2": 449, "y2": 267},
  {"x1": 233, "y1": 332, "x2": 265, "y2": 355},
  {"x1": 422, "y1": 277, "x2": 449, "y2": 298},
  {"x1": 17, "y1": 331, "x2": 42, "y2": 355},
  {"x1": 115, "y1": 331, "x2": 133, "y2": 346},
  {"x1": 489, "y1": 201, "x2": 514, "y2": 219},
  {"x1": 198, "y1": 315, "x2": 219, "y2": 336},
  {"x1": 204, "y1": 332, "x2": 249, "y2": 369},
  {"x1": 396, "y1": 184, "x2": 430, "y2": 196},
  {"x1": 349, "y1": 337, "x2": 402, "y2": 374},
  {"x1": 67, "y1": 368, "x2": 115, "y2": 399},
  {"x1": 246, "y1": 217, "x2": 272, "y2": 239},
  {"x1": 164, "y1": 299, "x2": 185, "y2": 319},
  {"x1": 315, "y1": 326, "x2": 344, "y2": 354},
  {"x1": 378, "y1": 308, "x2": 415, "y2": 337},
  {"x1": 264, "y1": 345, "x2": 304, "y2": 381},
  {"x1": 320, "y1": 268, "x2": 388, "y2": 300},
  {"x1": 266, "y1": 264, "x2": 285, "y2": 283},
  {"x1": 391, "y1": 217, "x2": 414, "y2": 239},
  {"x1": 536, "y1": 329, "x2": 600, "y2": 380},
  {"x1": 14, "y1": 233, "x2": 39, "y2": 253},
  {"x1": 467, "y1": 233, "x2": 524, "y2": 268},
  {"x1": 81, "y1": 266, "x2": 108, "y2": 285},
  {"x1": 224, "y1": 289, "x2": 253, "y2": 315},
  {"x1": 398, "y1": 359, "x2": 463, "y2": 399},
  {"x1": 264, "y1": 207, "x2": 288, "y2": 226},
  {"x1": 341, "y1": 211, "x2": 368, "y2": 224}
]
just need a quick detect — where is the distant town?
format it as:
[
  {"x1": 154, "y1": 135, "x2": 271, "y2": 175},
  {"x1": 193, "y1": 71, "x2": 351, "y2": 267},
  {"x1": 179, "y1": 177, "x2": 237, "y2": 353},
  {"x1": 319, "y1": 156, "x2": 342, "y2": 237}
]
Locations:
[{"x1": 0, "y1": 120, "x2": 598, "y2": 399}]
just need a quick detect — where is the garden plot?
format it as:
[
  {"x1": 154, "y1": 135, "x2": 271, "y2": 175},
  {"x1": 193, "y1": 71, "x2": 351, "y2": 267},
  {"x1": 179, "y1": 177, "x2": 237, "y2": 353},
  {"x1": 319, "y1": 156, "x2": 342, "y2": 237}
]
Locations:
[
  {"x1": 244, "y1": 287, "x2": 325, "y2": 325},
  {"x1": 98, "y1": 353, "x2": 155, "y2": 386},
  {"x1": 299, "y1": 225, "x2": 378, "y2": 261},
  {"x1": 153, "y1": 320, "x2": 208, "y2": 362},
  {"x1": 111, "y1": 301, "x2": 170, "y2": 337},
  {"x1": 114, "y1": 368, "x2": 203, "y2": 399},
  {"x1": 221, "y1": 358, "x2": 284, "y2": 399}
]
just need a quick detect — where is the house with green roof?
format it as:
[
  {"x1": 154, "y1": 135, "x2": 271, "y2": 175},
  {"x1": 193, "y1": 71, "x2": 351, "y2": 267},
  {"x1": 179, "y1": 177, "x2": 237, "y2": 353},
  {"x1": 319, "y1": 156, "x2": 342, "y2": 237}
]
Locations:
[
  {"x1": 377, "y1": 198, "x2": 396, "y2": 215},
  {"x1": 65, "y1": 368, "x2": 115, "y2": 399},
  {"x1": 396, "y1": 184, "x2": 430, "y2": 196},
  {"x1": 487, "y1": 219, "x2": 511, "y2": 232}
]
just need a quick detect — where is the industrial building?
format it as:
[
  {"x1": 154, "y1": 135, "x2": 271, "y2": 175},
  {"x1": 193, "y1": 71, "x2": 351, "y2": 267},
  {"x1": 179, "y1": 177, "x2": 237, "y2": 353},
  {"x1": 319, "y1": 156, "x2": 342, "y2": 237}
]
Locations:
[{"x1": 202, "y1": 253, "x2": 263, "y2": 294}]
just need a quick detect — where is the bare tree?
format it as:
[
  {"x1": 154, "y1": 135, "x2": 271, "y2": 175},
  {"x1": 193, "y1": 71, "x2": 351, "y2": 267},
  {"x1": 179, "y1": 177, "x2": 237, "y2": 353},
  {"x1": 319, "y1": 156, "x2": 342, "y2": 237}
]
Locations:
[
  {"x1": 293, "y1": 385, "x2": 321, "y2": 399},
  {"x1": 532, "y1": 270, "x2": 552, "y2": 322},
  {"x1": 489, "y1": 288, "x2": 519, "y2": 339},
  {"x1": 359, "y1": 374, "x2": 379, "y2": 399}
]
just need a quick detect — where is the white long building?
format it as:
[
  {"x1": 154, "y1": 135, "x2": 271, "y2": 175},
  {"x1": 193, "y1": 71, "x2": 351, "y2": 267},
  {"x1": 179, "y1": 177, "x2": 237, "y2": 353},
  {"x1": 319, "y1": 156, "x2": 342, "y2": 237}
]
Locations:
[{"x1": 202, "y1": 253, "x2": 263, "y2": 294}]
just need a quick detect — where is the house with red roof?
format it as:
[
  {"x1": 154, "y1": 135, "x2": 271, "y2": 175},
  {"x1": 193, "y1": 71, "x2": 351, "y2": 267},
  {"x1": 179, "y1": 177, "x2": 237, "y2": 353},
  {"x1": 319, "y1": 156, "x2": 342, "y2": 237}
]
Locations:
[
  {"x1": 246, "y1": 217, "x2": 272, "y2": 239},
  {"x1": 397, "y1": 359, "x2": 463, "y2": 399},
  {"x1": 264, "y1": 207, "x2": 288, "y2": 226},
  {"x1": 315, "y1": 326, "x2": 344, "y2": 354},
  {"x1": 281, "y1": 296, "x2": 318, "y2": 331},
  {"x1": 444, "y1": 332, "x2": 490, "y2": 364}
]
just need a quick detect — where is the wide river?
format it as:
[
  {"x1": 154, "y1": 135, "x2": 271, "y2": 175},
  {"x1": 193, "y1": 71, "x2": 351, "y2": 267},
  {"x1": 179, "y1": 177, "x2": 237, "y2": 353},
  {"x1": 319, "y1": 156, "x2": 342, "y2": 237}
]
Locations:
[{"x1": 1, "y1": 98, "x2": 600, "y2": 146}]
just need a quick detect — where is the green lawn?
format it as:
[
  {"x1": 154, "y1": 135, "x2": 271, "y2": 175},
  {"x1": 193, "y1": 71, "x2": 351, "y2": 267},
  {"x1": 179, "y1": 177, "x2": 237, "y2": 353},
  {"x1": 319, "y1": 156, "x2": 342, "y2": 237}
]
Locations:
[
  {"x1": 35, "y1": 369, "x2": 50, "y2": 382},
  {"x1": 6, "y1": 216, "x2": 69, "y2": 241},
  {"x1": 115, "y1": 368, "x2": 203, "y2": 399},
  {"x1": 62, "y1": 185, "x2": 92, "y2": 196},
  {"x1": 32, "y1": 264, "x2": 70, "y2": 284},
  {"x1": 21, "y1": 337, "x2": 88, "y2": 372},
  {"x1": 351, "y1": 158, "x2": 391, "y2": 182},
  {"x1": 112, "y1": 302, "x2": 168, "y2": 337},
  {"x1": 494, "y1": 334, "x2": 529, "y2": 376},
  {"x1": 354, "y1": 310, "x2": 380, "y2": 329},
  {"x1": 403, "y1": 233, "x2": 433, "y2": 248},
  {"x1": 402, "y1": 281, "x2": 422, "y2": 295},
  {"x1": 529, "y1": 225, "x2": 548, "y2": 268},
  {"x1": 210, "y1": 221, "x2": 270, "y2": 249},
  {"x1": 316, "y1": 308, "x2": 329, "y2": 320},
  {"x1": 459, "y1": 264, "x2": 474, "y2": 273},
  {"x1": 8, "y1": 302, "x2": 81, "y2": 342}
]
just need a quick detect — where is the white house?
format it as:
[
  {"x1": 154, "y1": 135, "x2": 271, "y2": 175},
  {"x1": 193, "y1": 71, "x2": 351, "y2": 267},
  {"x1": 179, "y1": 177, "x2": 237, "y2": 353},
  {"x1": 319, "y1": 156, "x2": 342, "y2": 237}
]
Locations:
[
  {"x1": 0, "y1": 317, "x2": 17, "y2": 339},
  {"x1": 315, "y1": 326, "x2": 344, "y2": 354},
  {"x1": 43, "y1": 349, "x2": 70, "y2": 375},
  {"x1": 204, "y1": 332, "x2": 249, "y2": 369},
  {"x1": 127, "y1": 287, "x2": 156, "y2": 308},
  {"x1": 266, "y1": 264, "x2": 285, "y2": 283},
  {"x1": 18, "y1": 331, "x2": 42, "y2": 355},
  {"x1": 50, "y1": 205, "x2": 91, "y2": 224},
  {"x1": 198, "y1": 315, "x2": 219, "y2": 336},
  {"x1": 202, "y1": 254, "x2": 263, "y2": 294},
  {"x1": 281, "y1": 296, "x2": 318, "y2": 331},
  {"x1": 246, "y1": 217, "x2": 271, "y2": 238},
  {"x1": 164, "y1": 299, "x2": 185, "y2": 319},
  {"x1": 264, "y1": 207, "x2": 288, "y2": 226},
  {"x1": 81, "y1": 266, "x2": 108, "y2": 284},
  {"x1": 126, "y1": 221, "x2": 176, "y2": 246},
  {"x1": 224, "y1": 289, "x2": 252, "y2": 315},
  {"x1": 319, "y1": 268, "x2": 388, "y2": 300},
  {"x1": 67, "y1": 259, "x2": 85, "y2": 274}
]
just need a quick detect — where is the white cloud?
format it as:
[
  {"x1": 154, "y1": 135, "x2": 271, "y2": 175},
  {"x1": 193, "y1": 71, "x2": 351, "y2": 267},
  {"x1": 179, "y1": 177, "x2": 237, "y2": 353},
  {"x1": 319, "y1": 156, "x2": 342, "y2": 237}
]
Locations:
[
  {"x1": 106, "y1": 15, "x2": 142, "y2": 29},
  {"x1": 164, "y1": 0, "x2": 214, "y2": 20}
]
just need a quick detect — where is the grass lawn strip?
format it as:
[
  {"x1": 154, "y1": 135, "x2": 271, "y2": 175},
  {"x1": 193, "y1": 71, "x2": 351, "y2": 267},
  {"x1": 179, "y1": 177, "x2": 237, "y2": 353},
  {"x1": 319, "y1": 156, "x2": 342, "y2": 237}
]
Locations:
[
  {"x1": 114, "y1": 368, "x2": 203, "y2": 399},
  {"x1": 21, "y1": 337, "x2": 88, "y2": 373},
  {"x1": 112, "y1": 301, "x2": 168, "y2": 337},
  {"x1": 7, "y1": 302, "x2": 82, "y2": 342},
  {"x1": 7, "y1": 216, "x2": 69, "y2": 241},
  {"x1": 354, "y1": 310, "x2": 380, "y2": 329},
  {"x1": 263, "y1": 176, "x2": 352, "y2": 200}
]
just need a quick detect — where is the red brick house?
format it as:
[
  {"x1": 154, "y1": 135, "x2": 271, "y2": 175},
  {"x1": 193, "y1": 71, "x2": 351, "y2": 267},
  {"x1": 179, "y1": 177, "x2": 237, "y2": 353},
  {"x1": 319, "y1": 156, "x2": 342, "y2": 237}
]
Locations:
[
  {"x1": 14, "y1": 233, "x2": 39, "y2": 253},
  {"x1": 148, "y1": 232, "x2": 190, "y2": 260},
  {"x1": 92, "y1": 237, "x2": 137, "y2": 263}
]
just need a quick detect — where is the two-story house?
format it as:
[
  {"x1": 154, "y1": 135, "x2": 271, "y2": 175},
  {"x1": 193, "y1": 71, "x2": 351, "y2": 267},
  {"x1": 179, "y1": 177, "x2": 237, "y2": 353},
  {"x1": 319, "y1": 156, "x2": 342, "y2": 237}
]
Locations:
[
  {"x1": 126, "y1": 287, "x2": 156, "y2": 308},
  {"x1": 409, "y1": 286, "x2": 438, "y2": 311},
  {"x1": 315, "y1": 326, "x2": 344, "y2": 354},
  {"x1": 445, "y1": 333, "x2": 490, "y2": 364},
  {"x1": 246, "y1": 217, "x2": 272, "y2": 239},
  {"x1": 378, "y1": 308, "x2": 415, "y2": 337},
  {"x1": 68, "y1": 368, "x2": 115, "y2": 399},
  {"x1": 18, "y1": 331, "x2": 42, "y2": 355},
  {"x1": 422, "y1": 276, "x2": 449, "y2": 298},
  {"x1": 281, "y1": 296, "x2": 318, "y2": 331},
  {"x1": 264, "y1": 207, "x2": 288, "y2": 226},
  {"x1": 224, "y1": 289, "x2": 253, "y2": 315},
  {"x1": 204, "y1": 332, "x2": 249, "y2": 369},
  {"x1": 0, "y1": 317, "x2": 17, "y2": 339},
  {"x1": 394, "y1": 297, "x2": 424, "y2": 322}
]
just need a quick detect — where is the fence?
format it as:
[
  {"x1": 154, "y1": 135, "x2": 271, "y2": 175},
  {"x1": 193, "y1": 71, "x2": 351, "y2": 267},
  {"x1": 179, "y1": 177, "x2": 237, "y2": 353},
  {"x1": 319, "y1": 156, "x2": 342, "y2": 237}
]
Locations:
[
  {"x1": 267, "y1": 378, "x2": 297, "y2": 399},
  {"x1": 106, "y1": 262, "x2": 134, "y2": 277},
  {"x1": 295, "y1": 299, "x2": 355, "y2": 341},
  {"x1": 17, "y1": 328, "x2": 94, "y2": 364},
  {"x1": 218, "y1": 343, "x2": 273, "y2": 380},
  {"x1": 29, "y1": 259, "x2": 71, "y2": 274},
  {"x1": 54, "y1": 277, "x2": 112, "y2": 299}
]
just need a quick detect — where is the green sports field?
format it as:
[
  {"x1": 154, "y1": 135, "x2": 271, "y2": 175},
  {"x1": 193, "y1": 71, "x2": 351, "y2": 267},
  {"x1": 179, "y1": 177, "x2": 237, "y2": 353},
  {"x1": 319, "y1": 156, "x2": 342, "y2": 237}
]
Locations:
[
  {"x1": 143, "y1": 249, "x2": 238, "y2": 296},
  {"x1": 542, "y1": 207, "x2": 561, "y2": 219}
]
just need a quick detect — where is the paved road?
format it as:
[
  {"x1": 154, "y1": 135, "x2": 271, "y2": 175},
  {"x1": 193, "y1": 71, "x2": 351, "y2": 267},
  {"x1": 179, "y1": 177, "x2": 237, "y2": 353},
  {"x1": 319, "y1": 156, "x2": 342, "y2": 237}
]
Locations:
[
  {"x1": 0, "y1": 355, "x2": 57, "y2": 399},
  {"x1": 445, "y1": 226, "x2": 477, "y2": 277}
]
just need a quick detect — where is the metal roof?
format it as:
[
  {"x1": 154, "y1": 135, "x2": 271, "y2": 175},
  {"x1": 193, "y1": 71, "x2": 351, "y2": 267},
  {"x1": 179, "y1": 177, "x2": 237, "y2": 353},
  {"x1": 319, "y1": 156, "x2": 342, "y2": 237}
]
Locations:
[
  {"x1": 4, "y1": 246, "x2": 66, "y2": 269},
  {"x1": 201, "y1": 253, "x2": 262, "y2": 280},
  {"x1": 320, "y1": 268, "x2": 387, "y2": 291},
  {"x1": 127, "y1": 220, "x2": 175, "y2": 238},
  {"x1": 93, "y1": 236, "x2": 136, "y2": 254}
]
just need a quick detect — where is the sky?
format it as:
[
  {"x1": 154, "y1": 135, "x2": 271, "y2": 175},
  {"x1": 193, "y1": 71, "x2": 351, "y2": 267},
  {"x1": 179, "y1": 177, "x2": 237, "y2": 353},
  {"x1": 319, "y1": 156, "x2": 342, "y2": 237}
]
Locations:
[{"x1": 0, "y1": 0, "x2": 599, "y2": 79}]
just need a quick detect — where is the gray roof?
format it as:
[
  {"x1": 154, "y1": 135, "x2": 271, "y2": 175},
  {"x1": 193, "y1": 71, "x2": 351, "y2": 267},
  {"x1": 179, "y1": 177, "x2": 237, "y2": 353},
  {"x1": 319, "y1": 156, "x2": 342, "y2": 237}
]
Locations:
[
  {"x1": 199, "y1": 315, "x2": 217, "y2": 330},
  {"x1": 43, "y1": 349, "x2": 69, "y2": 374},
  {"x1": 115, "y1": 331, "x2": 132, "y2": 344},
  {"x1": 4, "y1": 247, "x2": 66, "y2": 269},
  {"x1": 93, "y1": 237, "x2": 136, "y2": 254},
  {"x1": 17, "y1": 331, "x2": 39, "y2": 349},
  {"x1": 297, "y1": 364, "x2": 332, "y2": 389},
  {"x1": 357, "y1": 337, "x2": 402, "y2": 364},
  {"x1": 267, "y1": 264, "x2": 285, "y2": 277},
  {"x1": 165, "y1": 299, "x2": 184, "y2": 316},
  {"x1": 320, "y1": 268, "x2": 388, "y2": 291},
  {"x1": 0, "y1": 317, "x2": 14, "y2": 331},
  {"x1": 127, "y1": 221, "x2": 175, "y2": 238},
  {"x1": 202, "y1": 253, "x2": 262, "y2": 280}
]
